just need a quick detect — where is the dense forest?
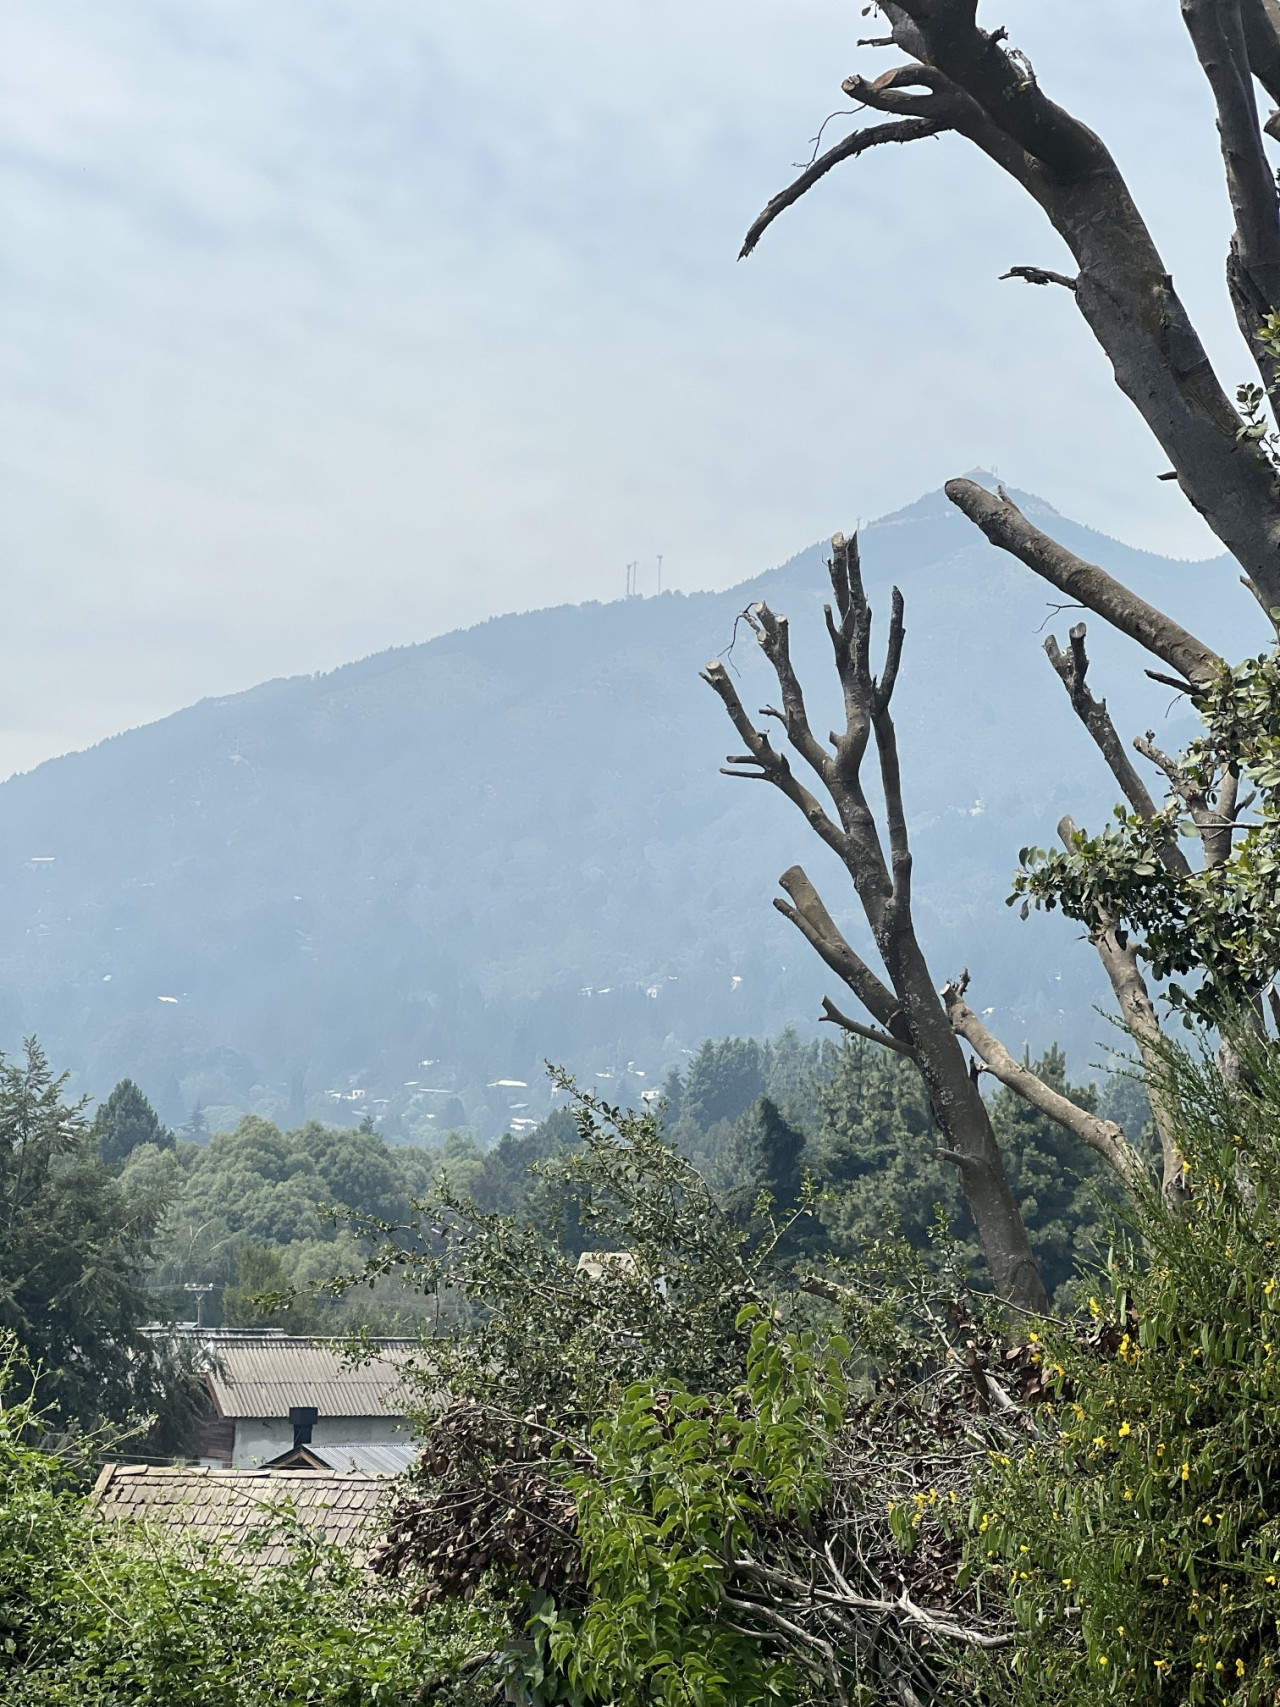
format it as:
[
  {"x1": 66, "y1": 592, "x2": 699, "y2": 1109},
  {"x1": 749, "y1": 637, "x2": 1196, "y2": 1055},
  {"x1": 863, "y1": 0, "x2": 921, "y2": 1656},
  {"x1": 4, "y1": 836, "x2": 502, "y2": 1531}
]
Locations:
[{"x1": 52, "y1": 1026, "x2": 1146, "y2": 1356}]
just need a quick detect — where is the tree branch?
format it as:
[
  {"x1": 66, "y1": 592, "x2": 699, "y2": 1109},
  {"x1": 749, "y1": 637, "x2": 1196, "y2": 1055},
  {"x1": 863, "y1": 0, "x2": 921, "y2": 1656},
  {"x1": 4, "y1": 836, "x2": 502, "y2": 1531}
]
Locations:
[
  {"x1": 819, "y1": 995, "x2": 918, "y2": 1057},
  {"x1": 773, "y1": 866, "x2": 904, "y2": 1033},
  {"x1": 702, "y1": 660, "x2": 852, "y2": 864},
  {"x1": 1182, "y1": 0, "x2": 1280, "y2": 393},
  {"x1": 834, "y1": 0, "x2": 1280, "y2": 608},
  {"x1": 740, "y1": 115, "x2": 945, "y2": 260},
  {"x1": 1045, "y1": 622, "x2": 1191, "y2": 877},
  {"x1": 947, "y1": 481, "x2": 1223, "y2": 686},
  {"x1": 1243, "y1": 0, "x2": 1280, "y2": 102},
  {"x1": 941, "y1": 975, "x2": 1147, "y2": 1189},
  {"x1": 1000, "y1": 265, "x2": 1077, "y2": 291},
  {"x1": 1055, "y1": 816, "x2": 1187, "y2": 1199}
]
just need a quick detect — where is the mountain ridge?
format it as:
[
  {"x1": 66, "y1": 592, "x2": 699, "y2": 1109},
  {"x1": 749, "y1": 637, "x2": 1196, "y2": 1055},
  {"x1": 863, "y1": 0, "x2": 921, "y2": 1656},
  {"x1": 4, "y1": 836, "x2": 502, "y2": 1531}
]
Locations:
[{"x1": 0, "y1": 482, "x2": 1260, "y2": 1139}]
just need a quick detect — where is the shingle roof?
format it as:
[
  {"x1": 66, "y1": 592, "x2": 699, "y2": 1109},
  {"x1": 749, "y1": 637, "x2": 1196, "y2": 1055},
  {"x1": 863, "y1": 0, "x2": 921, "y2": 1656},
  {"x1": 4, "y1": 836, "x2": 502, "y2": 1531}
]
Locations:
[
  {"x1": 200, "y1": 1335, "x2": 416, "y2": 1420},
  {"x1": 92, "y1": 1464, "x2": 389, "y2": 1574}
]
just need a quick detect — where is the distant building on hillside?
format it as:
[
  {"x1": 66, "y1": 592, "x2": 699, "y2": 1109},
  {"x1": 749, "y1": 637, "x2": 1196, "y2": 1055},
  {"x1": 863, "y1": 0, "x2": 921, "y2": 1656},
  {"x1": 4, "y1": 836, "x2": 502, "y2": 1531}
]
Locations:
[{"x1": 163, "y1": 1330, "x2": 418, "y2": 1469}]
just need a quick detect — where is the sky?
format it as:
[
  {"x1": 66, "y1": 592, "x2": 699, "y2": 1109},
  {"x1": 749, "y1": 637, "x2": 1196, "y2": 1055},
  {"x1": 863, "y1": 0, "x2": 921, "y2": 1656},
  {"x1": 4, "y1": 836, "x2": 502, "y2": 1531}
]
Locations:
[{"x1": 0, "y1": 0, "x2": 1253, "y2": 778}]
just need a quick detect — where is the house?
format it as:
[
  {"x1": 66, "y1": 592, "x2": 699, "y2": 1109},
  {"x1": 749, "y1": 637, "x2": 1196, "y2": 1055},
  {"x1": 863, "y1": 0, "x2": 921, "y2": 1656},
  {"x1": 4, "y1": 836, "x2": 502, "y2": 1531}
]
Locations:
[
  {"x1": 265, "y1": 1439, "x2": 416, "y2": 1474},
  {"x1": 187, "y1": 1331, "x2": 417, "y2": 1468},
  {"x1": 92, "y1": 1464, "x2": 387, "y2": 1576}
]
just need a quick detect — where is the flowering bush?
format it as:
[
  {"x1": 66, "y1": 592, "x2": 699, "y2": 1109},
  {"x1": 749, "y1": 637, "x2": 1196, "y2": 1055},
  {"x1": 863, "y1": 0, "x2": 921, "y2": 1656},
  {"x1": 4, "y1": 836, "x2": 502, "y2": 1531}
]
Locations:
[{"x1": 972, "y1": 1037, "x2": 1280, "y2": 1704}]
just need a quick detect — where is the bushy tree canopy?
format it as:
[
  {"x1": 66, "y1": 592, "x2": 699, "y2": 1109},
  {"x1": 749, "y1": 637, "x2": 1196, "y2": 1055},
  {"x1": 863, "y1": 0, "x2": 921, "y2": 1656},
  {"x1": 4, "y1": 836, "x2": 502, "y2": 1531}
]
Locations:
[{"x1": 92, "y1": 1079, "x2": 171, "y2": 1170}]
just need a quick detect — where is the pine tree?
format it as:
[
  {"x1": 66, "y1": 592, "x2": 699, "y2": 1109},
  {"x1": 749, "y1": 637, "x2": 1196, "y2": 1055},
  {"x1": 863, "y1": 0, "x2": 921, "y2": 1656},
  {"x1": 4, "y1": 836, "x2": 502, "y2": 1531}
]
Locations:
[{"x1": 92, "y1": 1079, "x2": 171, "y2": 1169}]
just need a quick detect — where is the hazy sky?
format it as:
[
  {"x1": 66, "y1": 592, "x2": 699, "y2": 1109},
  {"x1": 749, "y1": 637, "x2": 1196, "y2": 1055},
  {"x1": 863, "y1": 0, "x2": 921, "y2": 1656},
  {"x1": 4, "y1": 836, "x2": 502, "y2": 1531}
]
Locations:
[{"x1": 0, "y1": 1, "x2": 1249, "y2": 776}]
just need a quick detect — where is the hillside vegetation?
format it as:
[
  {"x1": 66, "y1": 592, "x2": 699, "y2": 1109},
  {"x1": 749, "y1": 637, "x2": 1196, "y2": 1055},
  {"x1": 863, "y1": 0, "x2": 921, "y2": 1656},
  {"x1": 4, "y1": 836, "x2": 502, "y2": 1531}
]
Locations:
[{"x1": 0, "y1": 484, "x2": 1257, "y2": 1134}]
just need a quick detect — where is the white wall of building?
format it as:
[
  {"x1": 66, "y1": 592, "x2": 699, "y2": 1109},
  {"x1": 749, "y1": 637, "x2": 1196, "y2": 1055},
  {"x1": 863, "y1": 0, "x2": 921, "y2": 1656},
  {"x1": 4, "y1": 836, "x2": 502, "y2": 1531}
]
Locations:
[{"x1": 231, "y1": 1414, "x2": 411, "y2": 1468}]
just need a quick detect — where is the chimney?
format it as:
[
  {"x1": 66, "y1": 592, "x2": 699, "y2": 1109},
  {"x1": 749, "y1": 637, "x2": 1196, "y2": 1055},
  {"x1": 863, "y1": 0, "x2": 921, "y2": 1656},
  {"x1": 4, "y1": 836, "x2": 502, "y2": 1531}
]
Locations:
[{"x1": 289, "y1": 1405, "x2": 318, "y2": 1451}]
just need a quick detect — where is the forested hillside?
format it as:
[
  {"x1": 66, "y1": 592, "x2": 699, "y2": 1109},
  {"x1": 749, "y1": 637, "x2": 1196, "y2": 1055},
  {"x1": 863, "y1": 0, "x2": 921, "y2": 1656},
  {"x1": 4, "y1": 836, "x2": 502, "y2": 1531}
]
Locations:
[{"x1": 0, "y1": 483, "x2": 1260, "y2": 1135}]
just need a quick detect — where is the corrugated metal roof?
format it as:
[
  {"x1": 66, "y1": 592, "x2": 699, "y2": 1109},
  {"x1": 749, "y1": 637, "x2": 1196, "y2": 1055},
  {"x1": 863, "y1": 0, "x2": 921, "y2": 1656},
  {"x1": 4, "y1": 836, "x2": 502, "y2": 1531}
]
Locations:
[
  {"x1": 271, "y1": 1440, "x2": 416, "y2": 1475},
  {"x1": 201, "y1": 1335, "x2": 416, "y2": 1420},
  {"x1": 92, "y1": 1465, "x2": 388, "y2": 1575}
]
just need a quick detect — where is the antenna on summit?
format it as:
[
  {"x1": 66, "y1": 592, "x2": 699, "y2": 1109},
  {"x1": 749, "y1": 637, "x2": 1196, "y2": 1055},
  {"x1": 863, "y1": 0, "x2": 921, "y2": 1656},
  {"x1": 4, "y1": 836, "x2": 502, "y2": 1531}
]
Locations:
[
  {"x1": 656, "y1": 554, "x2": 663, "y2": 595},
  {"x1": 625, "y1": 560, "x2": 641, "y2": 599}
]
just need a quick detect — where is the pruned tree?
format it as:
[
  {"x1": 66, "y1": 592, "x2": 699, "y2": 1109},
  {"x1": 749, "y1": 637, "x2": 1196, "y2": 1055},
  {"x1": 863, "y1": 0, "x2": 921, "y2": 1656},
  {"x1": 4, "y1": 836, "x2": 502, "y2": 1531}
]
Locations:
[
  {"x1": 704, "y1": 543, "x2": 1138, "y2": 1313},
  {"x1": 711, "y1": 1, "x2": 1280, "y2": 1295}
]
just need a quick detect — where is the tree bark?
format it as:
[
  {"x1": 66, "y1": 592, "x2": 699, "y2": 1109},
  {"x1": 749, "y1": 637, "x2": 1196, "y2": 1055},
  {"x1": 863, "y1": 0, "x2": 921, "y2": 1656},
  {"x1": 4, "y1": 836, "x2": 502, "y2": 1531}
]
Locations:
[{"x1": 705, "y1": 537, "x2": 1049, "y2": 1313}]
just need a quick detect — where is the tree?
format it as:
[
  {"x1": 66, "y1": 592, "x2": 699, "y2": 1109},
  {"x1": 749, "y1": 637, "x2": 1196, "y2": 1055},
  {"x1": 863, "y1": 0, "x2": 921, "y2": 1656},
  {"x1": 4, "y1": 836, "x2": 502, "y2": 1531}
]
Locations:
[
  {"x1": 0, "y1": 1042, "x2": 179, "y2": 1430},
  {"x1": 92, "y1": 1078, "x2": 171, "y2": 1170},
  {"x1": 711, "y1": 2, "x2": 1280, "y2": 1299},
  {"x1": 222, "y1": 1243, "x2": 324, "y2": 1332},
  {"x1": 975, "y1": 1032, "x2": 1280, "y2": 1704},
  {"x1": 745, "y1": 1095, "x2": 807, "y2": 1221},
  {"x1": 681, "y1": 1036, "x2": 767, "y2": 1130},
  {"x1": 703, "y1": 544, "x2": 1059, "y2": 1311}
]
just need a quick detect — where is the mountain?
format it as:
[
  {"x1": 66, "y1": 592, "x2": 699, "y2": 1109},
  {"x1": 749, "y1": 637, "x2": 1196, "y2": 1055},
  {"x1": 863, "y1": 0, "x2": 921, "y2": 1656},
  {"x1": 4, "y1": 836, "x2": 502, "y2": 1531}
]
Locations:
[{"x1": 0, "y1": 481, "x2": 1265, "y2": 1138}]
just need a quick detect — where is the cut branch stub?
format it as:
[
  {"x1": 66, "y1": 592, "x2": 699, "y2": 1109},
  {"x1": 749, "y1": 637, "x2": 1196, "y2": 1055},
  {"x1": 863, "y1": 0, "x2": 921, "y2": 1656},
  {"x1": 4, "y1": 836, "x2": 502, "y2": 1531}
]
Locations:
[{"x1": 947, "y1": 481, "x2": 1223, "y2": 686}]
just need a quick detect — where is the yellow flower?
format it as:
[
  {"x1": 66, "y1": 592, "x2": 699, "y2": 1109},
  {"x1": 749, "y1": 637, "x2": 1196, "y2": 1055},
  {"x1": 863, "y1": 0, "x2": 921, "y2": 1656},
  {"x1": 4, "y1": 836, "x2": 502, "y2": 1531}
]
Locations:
[
  {"x1": 1266, "y1": 1277, "x2": 1277, "y2": 1297},
  {"x1": 1123, "y1": 1487, "x2": 1134, "y2": 1501},
  {"x1": 1062, "y1": 1578, "x2": 1073, "y2": 1589},
  {"x1": 1266, "y1": 1574, "x2": 1277, "y2": 1587},
  {"x1": 1182, "y1": 1461, "x2": 1191, "y2": 1481},
  {"x1": 1089, "y1": 1297, "x2": 1102, "y2": 1318},
  {"x1": 1092, "y1": 1435, "x2": 1108, "y2": 1450},
  {"x1": 1238, "y1": 1659, "x2": 1247, "y2": 1678},
  {"x1": 1157, "y1": 1443, "x2": 1166, "y2": 1457},
  {"x1": 1098, "y1": 1655, "x2": 1109, "y2": 1668},
  {"x1": 1119, "y1": 1421, "x2": 1131, "y2": 1437}
]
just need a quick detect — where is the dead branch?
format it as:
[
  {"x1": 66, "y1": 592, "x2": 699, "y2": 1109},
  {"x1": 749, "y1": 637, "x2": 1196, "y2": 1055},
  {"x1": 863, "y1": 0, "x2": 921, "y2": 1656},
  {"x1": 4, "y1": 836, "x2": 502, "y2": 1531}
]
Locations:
[
  {"x1": 1000, "y1": 265, "x2": 1077, "y2": 291},
  {"x1": 941, "y1": 975, "x2": 1147, "y2": 1190},
  {"x1": 740, "y1": 116, "x2": 944, "y2": 260},
  {"x1": 1243, "y1": 0, "x2": 1280, "y2": 105},
  {"x1": 948, "y1": 482, "x2": 1223, "y2": 686},
  {"x1": 744, "y1": 0, "x2": 1280, "y2": 606},
  {"x1": 1054, "y1": 816, "x2": 1186, "y2": 1197},
  {"x1": 819, "y1": 995, "x2": 918, "y2": 1057},
  {"x1": 704, "y1": 538, "x2": 1048, "y2": 1312},
  {"x1": 1045, "y1": 622, "x2": 1191, "y2": 879},
  {"x1": 773, "y1": 866, "x2": 903, "y2": 1033}
]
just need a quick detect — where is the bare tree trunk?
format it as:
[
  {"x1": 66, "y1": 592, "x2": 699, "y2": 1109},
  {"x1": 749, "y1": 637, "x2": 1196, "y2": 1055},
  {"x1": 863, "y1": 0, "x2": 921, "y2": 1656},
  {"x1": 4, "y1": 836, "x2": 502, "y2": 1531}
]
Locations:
[{"x1": 704, "y1": 536, "x2": 1048, "y2": 1313}]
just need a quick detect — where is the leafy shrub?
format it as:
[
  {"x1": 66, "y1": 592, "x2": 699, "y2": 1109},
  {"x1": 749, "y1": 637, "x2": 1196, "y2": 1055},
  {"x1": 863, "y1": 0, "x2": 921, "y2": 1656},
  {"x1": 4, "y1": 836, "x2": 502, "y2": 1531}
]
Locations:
[
  {"x1": 0, "y1": 1338, "x2": 493, "y2": 1705},
  {"x1": 973, "y1": 1035, "x2": 1280, "y2": 1704}
]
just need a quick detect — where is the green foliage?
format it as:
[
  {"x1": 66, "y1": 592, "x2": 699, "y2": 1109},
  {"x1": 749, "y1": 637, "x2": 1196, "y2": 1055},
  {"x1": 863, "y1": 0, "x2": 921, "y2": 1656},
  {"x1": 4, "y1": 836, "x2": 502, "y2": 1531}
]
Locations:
[
  {"x1": 682, "y1": 1037, "x2": 767, "y2": 1131},
  {"x1": 126, "y1": 1112, "x2": 437, "y2": 1330},
  {"x1": 972, "y1": 1034, "x2": 1280, "y2": 1705},
  {"x1": 92, "y1": 1080, "x2": 172, "y2": 1170},
  {"x1": 0, "y1": 1040, "x2": 192, "y2": 1435},
  {"x1": 0, "y1": 1339, "x2": 490, "y2": 1705},
  {"x1": 810, "y1": 1039, "x2": 968, "y2": 1261},
  {"x1": 1011, "y1": 649, "x2": 1280, "y2": 1021},
  {"x1": 223, "y1": 1243, "x2": 325, "y2": 1331},
  {"x1": 332, "y1": 1081, "x2": 807, "y2": 1417},
  {"x1": 989, "y1": 1046, "x2": 1119, "y2": 1306},
  {"x1": 554, "y1": 1308, "x2": 846, "y2": 1707}
]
